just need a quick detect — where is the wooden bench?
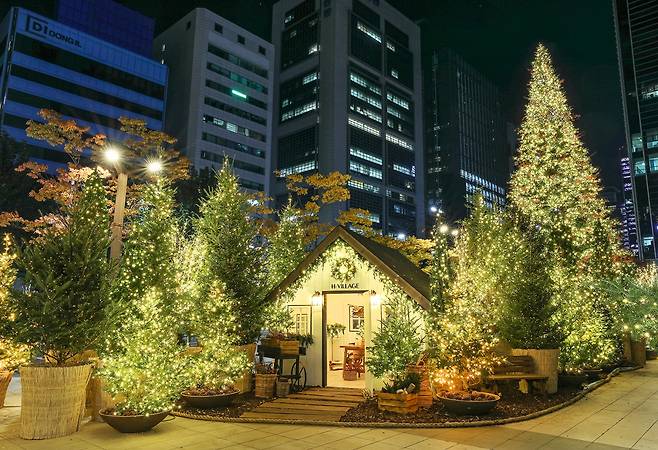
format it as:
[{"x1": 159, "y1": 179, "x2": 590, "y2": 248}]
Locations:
[{"x1": 486, "y1": 355, "x2": 548, "y2": 397}]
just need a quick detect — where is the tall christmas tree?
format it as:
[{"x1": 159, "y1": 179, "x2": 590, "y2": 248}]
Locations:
[
  {"x1": 0, "y1": 234, "x2": 29, "y2": 371},
  {"x1": 3, "y1": 171, "x2": 115, "y2": 365},
  {"x1": 509, "y1": 44, "x2": 620, "y2": 369},
  {"x1": 429, "y1": 217, "x2": 451, "y2": 312},
  {"x1": 116, "y1": 179, "x2": 180, "y2": 310},
  {"x1": 195, "y1": 162, "x2": 267, "y2": 345},
  {"x1": 509, "y1": 44, "x2": 618, "y2": 272}
]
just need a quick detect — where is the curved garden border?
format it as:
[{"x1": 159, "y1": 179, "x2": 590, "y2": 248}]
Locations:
[{"x1": 171, "y1": 367, "x2": 637, "y2": 428}]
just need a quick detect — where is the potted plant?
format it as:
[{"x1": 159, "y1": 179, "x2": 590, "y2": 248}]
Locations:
[
  {"x1": 327, "y1": 323, "x2": 346, "y2": 370},
  {"x1": 179, "y1": 281, "x2": 248, "y2": 409},
  {"x1": 558, "y1": 368, "x2": 588, "y2": 388},
  {"x1": 254, "y1": 363, "x2": 278, "y2": 398},
  {"x1": 369, "y1": 294, "x2": 424, "y2": 412},
  {"x1": 499, "y1": 240, "x2": 562, "y2": 394},
  {"x1": 437, "y1": 390, "x2": 501, "y2": 415},
  {"x1": 0, "y1": 174, "x2": 118, "y2": 439},
  {"x1": 195, "y1": 164, "x2": 269, "y2": 393},
  {"x1": 378, "y1": 372, "x2": 421, "y2": 414},
  {"x1": 99, "y1": 289, "x2": 191, "y2": 433}
]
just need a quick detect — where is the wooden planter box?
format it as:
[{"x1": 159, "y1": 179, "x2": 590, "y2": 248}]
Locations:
[
  {"x1": 407, "y1": 364, "x2": 433, "y2": 408},
  {"x1": 261, "y1": 339, "x2": 299, "y2": 356},
  {"x1": 254, "y1": 373, "x2": 277, "y2": 398},
  {"x1": 377, "y1": 392, "x2": 418, "y2": 414},
  {"x1": 512, "y1": 348, "x2": 559, "y2": 394}
]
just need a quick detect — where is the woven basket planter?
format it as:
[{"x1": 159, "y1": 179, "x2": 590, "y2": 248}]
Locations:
[
  {"x1": 254, "y1": 373, "x2": 277, "y2": 398},
  {"x1": 0, "y1": 370, "x2": 14, "y2": 407},
  {"x1": 377, "y1": 392, "x2": 418, "y2": 414},
  {"x1": 20, "y1": 364, "x2": 92, "y2": 439},
  {"x1": 233, "y1": 343, "x2": 256, "y2": 393},
  {"x1": 276, "y1": 379, "x2": 291, "y2": 397}
]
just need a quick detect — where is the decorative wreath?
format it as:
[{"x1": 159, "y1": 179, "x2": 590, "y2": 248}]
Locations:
[{"x1": 331, "y1": 257, "x2": 357, "y2": 282}]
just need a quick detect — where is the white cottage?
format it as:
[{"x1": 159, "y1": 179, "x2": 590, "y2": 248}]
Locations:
[{"x1": 264, "y1": 226, "x2": 430, "y2": 392}]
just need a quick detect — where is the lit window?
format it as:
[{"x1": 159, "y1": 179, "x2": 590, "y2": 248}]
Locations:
[
  {"x1": 393, "y1": 164, "x2": 413, "y2": 176},
  {"x1": 350, "y1": 147, "x2": 383, "y2": 165},
  {"x1": 280, "y1": 160, "x2": 318, "y2": 176},
  {"x1": 349, "y1": 161, "x2": 383, "y2": 179},
  {"x1": 348, "y1": 179, "x2": 381, "y2": 194},
  {"x1": 281, "y1": 101, "x2": 318, "y2": 122},
  {"x1": 350, "y1": 88, "x2": 382, "y2": 109},
  {"x1": 635, "y1": 160, "x2": 646, "y2": 176},
  {"x1": 356, "y1": 21, "x2": 382, "y2": 43},
  {"x1": 386, "y1": 41, "x2": 396, "y2": 52},
  {"x1": 385, "y1": 133, "x2": 413, "y2": 150},
  {"x1": 386, "y1": 92, "x2": 409, "y2": 110},
  {"x1": 308, "y1": 43, "x2": 320, "y2": 54},
  {"x1": 391, "y1": 69, "x2": 399, "y2": 79},
  {"x1": 349, "y1": 117, "x2": 380, "y2": 136},
  {"x1": 302, "y1": 72, "x2": 319, "y2": 84}
]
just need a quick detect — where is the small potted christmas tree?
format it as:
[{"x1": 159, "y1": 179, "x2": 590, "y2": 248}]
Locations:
[
  {"x1": 369, "y1": 294, "x2": 424, "y2": 414},
  {"x1": 99, "y1": 288, "x2": 190, "y2": 433}
]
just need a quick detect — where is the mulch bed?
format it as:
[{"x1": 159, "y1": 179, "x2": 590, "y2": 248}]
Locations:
[
  {"x1": 174, "y1": 392, "x2": 264, "y2": 419},
  {"x1": 341, "y1": 386, "x2": 582, "y2": 424}
]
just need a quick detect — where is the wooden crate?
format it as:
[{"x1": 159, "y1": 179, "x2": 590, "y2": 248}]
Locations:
[
  {"x1": 377, "y1": 392, "x2": 418, "y2": 414},
  {"x1": 254, "y1": 374, "x2": 277, "y2": 398},
  {"x1": 279, "y1": 340, "x2": 300, "y2": 355},
  {"x1": 407, "y1": 364, "x2": 433, "y2": 408}
]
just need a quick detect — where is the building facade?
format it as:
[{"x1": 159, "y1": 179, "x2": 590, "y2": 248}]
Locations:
[
  {"x1": 271, "y1": 0, "x2": 424, "y2": 237},
  {"x1": 56, "y1": 0, "x2": 156, "y2": 58},
  {"x1": 425, "y1": 48, "x2": 509, "y2": 228},
  {"x1": 0, "y1": 7, "x2": 167, "y2": 168},
  {"x1": 155, "y1": 9, "x2": 274, "y2": 193},
  {"x1": 620, "y1": 151, "x2": 640, "y2": 256},
  {"x1": 613, "y1": 0, "x2": 658, "y2": 260}
]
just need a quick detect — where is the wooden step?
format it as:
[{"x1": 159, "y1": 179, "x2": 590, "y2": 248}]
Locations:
[
  {"x1": 257, "y1": 403, "x2": 349, "y2": 413},
  {"x1": 241, "y1": 411, "x2": 343, "y2": 421},
  {"x1": 269, "y1": 398, "x2": 359, "y2": 408}
]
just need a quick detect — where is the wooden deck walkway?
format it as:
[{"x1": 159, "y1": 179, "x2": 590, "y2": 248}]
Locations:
[{"x1": 240, "y1": 387, "x2": 364, "y2": 422}]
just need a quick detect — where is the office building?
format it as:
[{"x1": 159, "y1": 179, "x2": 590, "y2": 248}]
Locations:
[
  {"x1": 155, "y1": 8, "x2": 274, "y2": 193},
  {"x1": 613, "y1": 0, "x2": 658, "y2": 260},
  {"x1": 56, "y1": 0, "x2": 155, "y2": 58},
  {"x1": 0, "y1": 7, "x2": 167, "y2": 168},
  {"x1": 425, "y1": 48, "x2": 509, "y2": 226},
  {"x1": 620, "y1": 151, "x2": 639, "y2": 256},
  {"x1": 271, "y1": 0, "x2": 424, "y2": 237}
]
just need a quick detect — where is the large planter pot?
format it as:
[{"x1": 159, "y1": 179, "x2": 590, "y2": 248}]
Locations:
[
  {"x1": 0, "y1": 370, "x2": 14, "y2": 407},
  {"x1": 558, "y1": 373, "x2": 587, "y2": 388},
  {"x1": 622, "y1": 333, "x2": 633, "y2": 363},
  {"x1": 20, "y1": 364, "x2": 92, "y2": 439},
  {"x1": 631, "y1": 337, "x2": 647, "y2": 368},
  {"x1": 181, "y1": 390, "x2": 240, "y2": 408},
  {"x1": 377, "y1": 391, "x2": 418, "y2": 414},
  {"x1": 100, "y1": 410, "x2": 169, "y2": 433},
  {"x1": 438, "y1": 392, "x2": 500, "y2": 416},
  {"x1": 233, "y1": 343, "x2": 256, "y2": 393},
  {"x1": 254, "y1": 373, "x2": 277, "y2": 398},
  {"x1": 512, "y1": 348, "x2": 559, "y2": 394}
]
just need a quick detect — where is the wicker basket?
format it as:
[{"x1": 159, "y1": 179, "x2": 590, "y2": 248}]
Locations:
[
  {"x1": 0, "y1": 370, "x2": 14, "y2": 407},
  {"x1": 254, "y1": 373, "x2": 277, "y2": 398},
  {"x1": 20, "y1": 364, "x2": 92, "y2": 439},
  {"x1": 276, "y1": 379, "x2": 291, "y2": 397}
]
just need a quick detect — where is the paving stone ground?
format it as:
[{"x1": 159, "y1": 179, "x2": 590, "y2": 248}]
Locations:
[{"x1": 1, "y1": 361, "x2": 657, "y2": 449}]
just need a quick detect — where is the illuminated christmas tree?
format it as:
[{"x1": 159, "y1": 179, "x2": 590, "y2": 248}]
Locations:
[
  {"x1": 195, "y1": 162, "x2": 267, "y2": 345},
  {"x1": 429, "y1": 217, "x2": 451, "y2": 312},
  {"x1": 99, "y1": 288, "x2": 190, "y2": 414},
  {"x1": 0, "y1": 235, "x2": 29, "y2": 371},
  {"x1": 116, "y1": 179, "x2": 180, "y2": 309},
  {"x1": 508, "y1": 44, "x2": 621, "y2": 369}
]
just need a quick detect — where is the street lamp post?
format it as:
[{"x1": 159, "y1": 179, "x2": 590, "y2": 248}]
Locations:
[{"x1": 104, "y1": 146, "x2": 162, "y2": 260}]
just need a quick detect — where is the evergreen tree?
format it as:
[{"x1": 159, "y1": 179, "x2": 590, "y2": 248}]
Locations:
[
  {"x1": 3, "y1": 171, "x2": 116, "y2": 365},
  {"x1": 429, "y1": 216, "x2": 451, "y2": 312},
  {"x1": 99, "y1": 288, "x2": 190, "y2": 414},
  {"x1": 509, "y1": 44, "x2": 616, "y2": 270},
  {"x1": 0, "y1": 234, "x2": 29, "y2": 371},
  {"x1": 508, "y1": 44, "x2": 621, "y2": 369},
  {"x1": 267, "y1": 202, "x2": 307, "y2": 288},
  {"x1": 499, "y1": 235, "x2": 561, "y2": 349},
  {"x1": 369, "y1": 293, "x2": 423, "y2": 384},
  {"x1": 196, "y1": 163, "x2": 266, "y2": 345},
  {"x1": 116, "y1": 179, "x2": 180, "y2": 309}
]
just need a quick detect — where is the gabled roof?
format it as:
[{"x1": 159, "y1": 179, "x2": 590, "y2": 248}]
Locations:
[{"x1": 265, "y1": 226, "x2": 431, "y2": 310}]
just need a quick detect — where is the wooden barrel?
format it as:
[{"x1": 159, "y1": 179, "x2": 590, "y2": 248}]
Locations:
[
  {"x1": 512, "y1": 349, "x2": 559, "y2": 394},
  {"x1": 0, "y1": 370, "x2": 14, "y2": 407},
  {"x1": 254, "y1": 374, "x2": 277, "y2": 398},
  {"x1": 20, "y1": 364, "x2": 92, "y2": 439}
]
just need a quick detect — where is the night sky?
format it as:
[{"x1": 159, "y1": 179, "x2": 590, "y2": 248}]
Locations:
[{"x1": 1, "y1": 0, "x2": 625, "y2": 191}]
